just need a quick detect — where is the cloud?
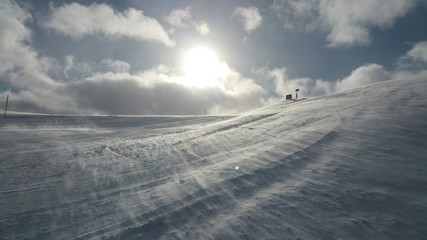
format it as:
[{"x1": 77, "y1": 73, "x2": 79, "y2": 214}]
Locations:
[
  {"x1": 272, "y1": 0, "x2": 418, "y2": 47},
  {"x1": 0, "y1": 0, "x2": 39, "y2": 75},
  {"x1": 322, "y1": 0, "x2": 416, "y2": 47},
  {"x1": 0, "y1": 1, "x2": 267, "y2": 115},
  {"x1": 405, "y1": 41, "x2": 427, "y2": 64},
  {"x1": 59, "y1": 43, "x2": 426, "y2": 115},
  {"x1": 44, "y1": 3, "x2": 175, "y2": 47},
  {"x1": 0, "y1": 1, "x2": 76, "y2": 114},
  {"x1": 253, "y1": 67, "x2": 334, "y2": 97},
  {"x1": 336, "y1": 64, "x2": 391, "y2": 91},
  {"x1": 3, "y1": 1, "x2": 425, "y2": 115},
  {"x1": 165, "y1": 7, "x2": 211, "y2": 36},
  {"x1": 165, "y1": 6, "x2": 192, "y2": 28},
  {"x1": 59, "y1": 57, "x2": 131, "y2": 81},
  {"x1": 100, "y1": 59, "x2": 130, "y2": 73},
  {"x1": 406, "y1": 42, "x2": 427, "y2": 65},
  {"x1": 399, "y1": 41, "x2": 427, "y2": 69},
  {"x1": 15, "y1": 53, "x2": 269, "y2": 115},
  {"x1": 60, "y1": 64, "x2": 268, "y2": 115},
  {"x1": 270, "y1": 0, "x2": 320, "y2": 30},
  {"x1": 3, "y1": 76, "x2": 78, "y2": 114},
  {"x1": 233, "y1": 6, "x2": 263, "y2": 33},
  {"x1": 4, "y1": 61, "x2": 269, "y2": 115},
  {"x1": 196, "y1": 22, "x2": 211, "y2": 36},
  {"x1": 394, "y1": 41, "x2": 427, "y2": 79},
  {"x1": 253, "y1": 63, "x2": 403, "y2": 97},
  {"x1": 335, "y1": 42, "x2": 427, "y2": 92},
  {"x1": 252, "y1": 67, "x2": 287, "y2": 95}
]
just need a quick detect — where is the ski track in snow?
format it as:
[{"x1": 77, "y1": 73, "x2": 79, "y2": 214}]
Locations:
[{"x1": 1, "y1": 76, "x2": 427, "y2": 239}]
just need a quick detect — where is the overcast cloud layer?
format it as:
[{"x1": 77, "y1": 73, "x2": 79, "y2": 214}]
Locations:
[{"x1": 0, "y1": 0, "x2": 426, "y2": 115}]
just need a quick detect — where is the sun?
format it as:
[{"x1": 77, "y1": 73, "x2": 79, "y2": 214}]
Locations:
[{"x1": 181, "y1": 46, "x2": 225, "y2": 88}]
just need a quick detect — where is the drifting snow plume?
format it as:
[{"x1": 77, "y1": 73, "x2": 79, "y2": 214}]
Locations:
[{"x1": 1, "y1": 74, "x2": 427, "y2": 239}]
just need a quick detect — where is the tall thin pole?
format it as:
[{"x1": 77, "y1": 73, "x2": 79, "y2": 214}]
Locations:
[{"x1": 4, "y1": 94, "x2": 9, "y2": 119}]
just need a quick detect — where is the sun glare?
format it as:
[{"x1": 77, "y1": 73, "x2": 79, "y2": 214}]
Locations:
[{"x1": 182, "y1": 47, "x2": 224, "y2": 88}]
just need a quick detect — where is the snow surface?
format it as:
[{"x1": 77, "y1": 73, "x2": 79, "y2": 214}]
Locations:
[{"x1": 1, "y1": 75, "x2": 427, "y2": 239}]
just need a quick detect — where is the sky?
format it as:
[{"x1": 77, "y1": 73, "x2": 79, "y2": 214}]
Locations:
[{"x1": 1, "y1": 0, "x2": 427, "y2": 115}]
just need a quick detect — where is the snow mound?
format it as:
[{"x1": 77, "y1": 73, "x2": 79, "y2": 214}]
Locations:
[{"x1": 1, "y1": 75, "x2": 427, "y2": 239}]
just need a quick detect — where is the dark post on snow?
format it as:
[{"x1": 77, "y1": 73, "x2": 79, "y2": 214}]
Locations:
[
  {"x1": 295, "y1": 89, "x2": 300, "y2": 99},
  {"x1": 4, "y1": 94, "x2": 9, "y2": 119}
]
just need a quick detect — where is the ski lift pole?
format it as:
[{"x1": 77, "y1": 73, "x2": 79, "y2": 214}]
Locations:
[{"x1": 4, "y1": 94, "x2": 9, "y2": 119}]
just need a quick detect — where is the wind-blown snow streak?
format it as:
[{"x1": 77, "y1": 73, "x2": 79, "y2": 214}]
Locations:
[{"x1": 1, "y1": 75, "x2": 427, "y2": 239}]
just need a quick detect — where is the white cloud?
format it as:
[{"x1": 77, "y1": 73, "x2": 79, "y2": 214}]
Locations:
[
  {"x1": 253, "y1": 67, "x2": 334, "y2": 98},
  {"x1": 0, "y1": 1, "x2": 267, "y2": 115},
  {"x1": 271, "y1": 0, "x2": 320, "y2": 30},
  {"x1": 0, "y1": 1, "x2": 77, "y2": 114},
  {"x1": 407, "y1": 42, "x2": 427, "y2": 64},
  {"x1": 196, "y1": 22, "x2": 211, "y2": 36},
  {"x1": 272, "y1": 0, "x2": 418, "y2": 47},
  {"x1": 395, "y1": 41, "x2": 427, "y2": 78},
  {"x1": 56, "y1": 42, "x2": 426, "y2": 115},
  {"x1": 406, "y1": 41, "x2": 427, "y2": 64},
  {"x1": 335, "y1": 42, "x2": 427, "y2": 92},
  {"x1": 165, "y1": 6, "x2": 192, "y2": 28},
  {"x1": 63, "y1": 56, "x2": 96, "y2": 80},
  {"x1": 252, "y1": 67, "x2": 287, "y2": 95},
  {"x1": 60, "y1": 64, "x2": 268, "y2": 115},
  {"x1": 336, "y1": 64, "x2": 391, "y2": 91},
  {"x1": 44, "y1": 3, "x2": 175, "y2": 47},
  {"x1": 4, "y1": 71, "x2": 79, "y2": 114},
  {"x1": 4, "y1": 59, "x2": 270, "y2": 115},
  {"x1": 59, "y1": 57, "x2": 131, "y2": 81},
  {"x1": 52, "y1": 58, "x2": 270, "y2": 114},
  {"x1": 233, "y1": 6, "x2": 263, "y2": 33},
  {"x1": 253, "y1": 63, "x2": 401, "y2": 97},
  {"x1": 3, "y1": 1, "x2": 425, "y2": 115},
  {"x1": 399, "y1": 41, "x2": 427, "y2": 68},
  {"x1": 100, "y1": 59, "x2": 130, "y2": 73},
  {"x1": 165, "y1": 7, "x2": 211, "y2": 36},
  {"x1": 0, "y1": 0, "x2": 38, "y2": 74},
  {"x1": 322, "y1": 0, "x2": 416, "y2": 47}
]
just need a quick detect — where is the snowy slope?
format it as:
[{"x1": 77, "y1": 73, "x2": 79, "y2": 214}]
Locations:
[{"x1": 1, "y1": 75, "x2": 427, "y2": 239}]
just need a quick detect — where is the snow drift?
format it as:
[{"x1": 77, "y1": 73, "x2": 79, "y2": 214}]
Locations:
[{"x1": 1, "y1": 75, "x2": 427, "y2": 239}]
